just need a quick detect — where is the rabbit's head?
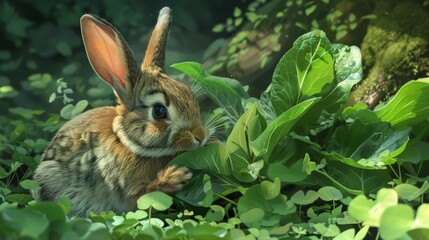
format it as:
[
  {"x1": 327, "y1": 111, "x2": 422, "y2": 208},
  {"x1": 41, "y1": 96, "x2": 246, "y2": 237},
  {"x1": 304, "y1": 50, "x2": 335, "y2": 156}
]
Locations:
[{"x1": 80, "y1": 7, "x2": 208, "y2": 158}]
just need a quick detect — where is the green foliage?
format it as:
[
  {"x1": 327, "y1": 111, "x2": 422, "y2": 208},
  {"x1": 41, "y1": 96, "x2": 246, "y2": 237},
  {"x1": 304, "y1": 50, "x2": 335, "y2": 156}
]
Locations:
[
  {"x1": 208, "y1": 0, "x2": 374, "y2": 76},
  {"x1": 344, "y1": 79, "x2": 429, "y2": 129},
  {"x1": 137, "y1": 192, "x2": 173, "y2": 211},
  {"x1": 170, "y1": 29, "x2": 429, "y2": 239},
  {"x1": 270, "y1": 30, "x2": 333, "y2": 114},
  {"x1": 171, "y1": 62, "x2": 248, "y2": 123},
  {"x1": 348, "y1": 188, "x2": 429, "y2": 239},
  {"x1": 2, "y1": 24, "x2": 429, "y2": 240}
]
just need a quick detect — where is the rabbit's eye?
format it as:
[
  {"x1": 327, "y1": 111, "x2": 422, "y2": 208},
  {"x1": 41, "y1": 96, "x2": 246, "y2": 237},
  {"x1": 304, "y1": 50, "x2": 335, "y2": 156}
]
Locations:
[{"x1": 153, "y1": 105, "x2": 168, "y2": 120}]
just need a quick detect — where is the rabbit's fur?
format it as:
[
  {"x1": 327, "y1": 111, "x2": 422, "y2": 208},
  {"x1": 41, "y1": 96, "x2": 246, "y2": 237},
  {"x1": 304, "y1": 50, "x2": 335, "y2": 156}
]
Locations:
[{"x1": 33, "y1": 7, "x2": 208, "y2": 216}]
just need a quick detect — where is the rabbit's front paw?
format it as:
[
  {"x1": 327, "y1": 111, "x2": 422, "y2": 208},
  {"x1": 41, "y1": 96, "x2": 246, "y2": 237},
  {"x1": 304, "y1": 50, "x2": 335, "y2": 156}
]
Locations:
[{"x1": 148, "y1": 166, "x2": 192, "y2": 193}]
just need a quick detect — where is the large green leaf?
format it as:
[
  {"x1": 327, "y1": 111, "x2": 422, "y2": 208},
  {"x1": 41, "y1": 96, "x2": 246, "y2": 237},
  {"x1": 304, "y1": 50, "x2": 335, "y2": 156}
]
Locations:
[
  {"x1": 258, "y1": 86, "x2": 276, "y2": 124},
  {"x1": 175, "y1": 171, "x2": 240, "y2": 206},
  {"x1": 270, "y1": 30, "x2": 334, "y2": 115},
  {"x1": 171, "y1": 61, "x2": 247, "y2": 122},
  {"x1": 266, "y1": 136, "x2": 298, "y2": 165},
  {"x1": 267, "y1": 161, "x2": 307, "y2": 183},
  {"x1": 251, "y1": 98, "x2": 319, "y2": 159},
  {"x1": 342, "y1": 102, "x2": 380, "y2": 125},
  {"x1": 318, "y1": 161, "x2": 390, "y2": 195},
  {"x1": 324, "y1": 121, "x2": 410, "y2": 169},
  {"x1": 375, "y1": 78, "x2": 429, "y2": 129},
  {"x1": 344, "y1": 78, "x2": 429, "y2": 129},
  {"x1": 169, "y1": 143, "x2": 232, "y2": 176},
  {"x1": 321, "y1": 44, "x2": 362, "y2": 113},
  {"x1": 293, "y1": 44, "x2": 362, "y2": 134},
  {"x1": 225, "y1": 103, "x2": 266, "y2": 182},
  {"x1": 226, "y1": 103, "x2": 265, "y2": 156}
]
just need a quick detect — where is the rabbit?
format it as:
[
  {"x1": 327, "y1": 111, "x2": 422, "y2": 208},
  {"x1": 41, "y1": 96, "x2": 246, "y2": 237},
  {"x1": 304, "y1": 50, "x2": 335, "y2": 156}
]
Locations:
[{"x1": 32, "y1": 7, "x2": 209, "y2": 216}]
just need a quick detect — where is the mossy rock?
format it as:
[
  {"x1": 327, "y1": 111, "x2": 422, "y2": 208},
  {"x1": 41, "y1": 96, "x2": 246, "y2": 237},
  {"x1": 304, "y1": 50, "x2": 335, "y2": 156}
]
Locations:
[{"x1": 349, "y1": 0, "x2": 429, "y2": 107}]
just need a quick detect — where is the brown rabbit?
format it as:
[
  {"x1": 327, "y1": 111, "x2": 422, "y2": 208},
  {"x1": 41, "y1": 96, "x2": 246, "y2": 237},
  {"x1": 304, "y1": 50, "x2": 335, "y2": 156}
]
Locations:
[{"x1": 33, "y1": 7, "x2": 208, "y2": 216}]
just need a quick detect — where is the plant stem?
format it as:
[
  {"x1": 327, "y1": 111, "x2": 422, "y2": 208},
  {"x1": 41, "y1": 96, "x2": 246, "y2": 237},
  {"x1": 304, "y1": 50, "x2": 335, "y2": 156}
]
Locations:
[
  {"x1": 244, "y1": 126, "x2": 254, "y2": 162},
  {"x1": 388, "y1": 164, "x2": 401, "y2": 182},
  {"x1": 417, "y1": 158, "x2": 424, "y2": 176},
  {"x1": 316, "y1": 170, "x2": 363, "y2": 195},
  {"x1": 214, "y1": 193, "x2": 237, "y2": 205},
  {"x1": 148, "y1": 206, "x2": 152, "y2": 225},
  {"x1": 398, "y1": 164, "x2": 403, "y2": 182}
]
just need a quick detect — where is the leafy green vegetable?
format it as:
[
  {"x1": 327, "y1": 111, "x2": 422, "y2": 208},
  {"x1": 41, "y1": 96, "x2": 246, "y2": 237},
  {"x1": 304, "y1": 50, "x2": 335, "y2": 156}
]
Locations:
[
  {"x1": 324, "y1": 121, "x2": 410, "y2": 169},
  {"x1": 171, "y1": 61, "x2": 248, "y2": 122},
  {"x1": 251, "y1": 98, "x2": 319, "y2": 159},
  {"x1": 344, "y1": 78, "x2": 429, "y2": 130},
  {"x1": 375, "y1": 78, "x2": 429, "y2": 128},
  {"x1": 270, "y1": 30, "x2": 334, "y2": 115},
  {"x1": 169, "y1": 143, "x2": 231, "y2": 176}
]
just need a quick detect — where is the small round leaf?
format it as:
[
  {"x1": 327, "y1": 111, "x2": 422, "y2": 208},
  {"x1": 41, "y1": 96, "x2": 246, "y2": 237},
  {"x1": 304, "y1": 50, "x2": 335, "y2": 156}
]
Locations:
[
  {"x1": 291, "y1": 190, "x2": 318, "y2": 205},
  {"x1": 239, "y1": 208, "x2": 265, "y2": 226},
  {"x1": 348, "y1": 195, "x2": 374, "y2": 222},
  {"x1": 126, "y1": 210, "x2": 148, "y2": 220},
  {"x1": 395, "y1": 183, "x2": 420, "y2": 201},
  {"x1": 137, "y1": 191, "x2": 173, "y2": 211},
  {"x1": 261, "y1": 178, "x2": 281, "y2": 200},
  {"x1": 379, "y1": 204, "x2": 414, "y2": 240},
  {"x1": 415, "y1": 204, "x2": 429, "y2": 229},
  {"x1": 49, "y1": 93, "x2": 56, "y2": 103},
  {"x1": 71, "y1": 100, "x2": 88, "y2": 118},
  {"x1": 20, "y1": 179, "x2": 40, "y2": 190},
  {"x1": 318, "y1": 186, "x2": 343, "y2": 201},
  {"x1": 60, "y1": 104, "x2": 74, "y2": 120}
]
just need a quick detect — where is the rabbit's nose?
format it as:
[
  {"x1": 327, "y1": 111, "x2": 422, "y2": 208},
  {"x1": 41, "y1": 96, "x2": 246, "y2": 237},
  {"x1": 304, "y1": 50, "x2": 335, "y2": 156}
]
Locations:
[{"x1": 192, "y1": 125, "x2": 207, "y2": 144}]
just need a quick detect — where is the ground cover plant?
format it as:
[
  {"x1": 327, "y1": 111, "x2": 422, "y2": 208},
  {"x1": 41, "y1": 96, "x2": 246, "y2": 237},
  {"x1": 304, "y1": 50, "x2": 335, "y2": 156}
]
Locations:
[{"x1": 1, "y1": 29, "x2": 429, "y2": 240}]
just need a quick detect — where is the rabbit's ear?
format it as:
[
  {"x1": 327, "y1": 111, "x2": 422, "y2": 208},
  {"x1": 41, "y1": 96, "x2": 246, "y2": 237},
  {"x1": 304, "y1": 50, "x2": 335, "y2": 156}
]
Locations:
[
  {"x1": 81, "y1": 14, "x2": 138, "y2": 108},
  {"x1": 142, "y1": 7, "x2": 171, "y2": 70}
]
